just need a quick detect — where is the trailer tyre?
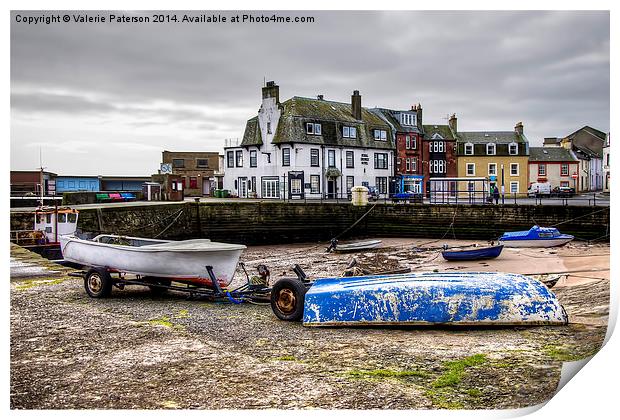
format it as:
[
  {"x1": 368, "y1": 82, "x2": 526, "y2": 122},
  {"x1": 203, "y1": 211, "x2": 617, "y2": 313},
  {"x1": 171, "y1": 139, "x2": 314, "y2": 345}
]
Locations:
[
  {"x1": 271, "y1": 278, "x2": 307, "y2": 321},
  {"x1": 84, "y1": 268, "x2": 113, "y2": 298}
]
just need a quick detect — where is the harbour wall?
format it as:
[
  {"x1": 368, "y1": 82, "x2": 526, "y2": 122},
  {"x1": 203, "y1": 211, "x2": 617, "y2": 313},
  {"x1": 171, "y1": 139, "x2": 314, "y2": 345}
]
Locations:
[{"x1": 11, "y1": 202, "x2": 609, "y2": 245}]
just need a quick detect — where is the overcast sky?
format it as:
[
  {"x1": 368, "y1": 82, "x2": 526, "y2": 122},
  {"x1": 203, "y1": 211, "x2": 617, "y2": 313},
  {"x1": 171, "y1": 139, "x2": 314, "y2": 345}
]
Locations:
[{"x1": 10, "y1": 10, "x2": 609, "y2": 176}]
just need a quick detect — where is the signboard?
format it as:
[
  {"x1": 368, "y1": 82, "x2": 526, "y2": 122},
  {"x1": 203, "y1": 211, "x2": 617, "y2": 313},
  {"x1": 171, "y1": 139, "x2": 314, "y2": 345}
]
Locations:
[
  {"x1": 571, "y1": 172, "x2": 578, "y2": 179},
  {"x1": 160, "y1": 163, "x2": 173, "y2": 174}
]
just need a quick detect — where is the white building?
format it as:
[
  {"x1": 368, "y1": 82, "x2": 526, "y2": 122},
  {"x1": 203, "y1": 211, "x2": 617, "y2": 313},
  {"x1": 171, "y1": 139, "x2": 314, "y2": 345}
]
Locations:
[
  {"x1": 223, "y1": 82, "x2": 395, "y2": 199},
  {"x1": 603, "y1": 133, "x2": 610, "y2": 192}
]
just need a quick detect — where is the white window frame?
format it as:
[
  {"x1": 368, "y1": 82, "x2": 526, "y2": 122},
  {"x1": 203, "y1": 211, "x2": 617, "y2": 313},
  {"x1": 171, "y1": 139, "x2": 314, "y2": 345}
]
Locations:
[
  {"x1": 486, "y1": 143, "x2": 496, "y2": 155},
  {"x1": 509, "y1": 142, "x2": 518, "y2": 155},
  {"x1": 561, "y1": 163, "x2": 569, "y2": 176},
  {"x1": 306, "y1": 123, "x2": 314, "y2": 134},
  {"x1": 328, "y1": 150, "x2": 336, "y2": 167},
  {"x1": 374, "y1": 129, "x2": 387, "y2": 141},
  {"x1": 412, "y1": 136, "x2": 417, "y2": 149},
  {"x1": 510, "y1": 181, "x2": 519, "y2": 194},
  {"x1": 250, "y1": 150, "x2": 257, "y2": 168},
  {"x1": 310, "y1": 175, "x2": 320, "y2": 194},
  {"x1": 343, "y1": 126, "x2": 350, "y2": 138},
  {"x1": 282, "y1": 148, "x2": 291, "y2": 167},
  {"x1": 314, "y1": 123, "x2": 321, "y2": 135},
  {"x1": 538, "y1": 164, "x2": 546, "y2": 176},
  {"x1": 464, "y1": 143, "x2": 474, "y2": 155},
  {"x1": 488, "y1": 163, "x2": 497, "y2": 176},
  {"x1": 412, "y1": 158, "x2": 417, "y2": 172},
  {"x1": 405, "y1": 136, "x2": 410, "y2": 149},
  {"x1": 290, "y1": 178, "x2": 302, "y2": 195},
  {"x1": 350, "y1": 127, "x2": 356, "y2": 138},
  {"x1": 466, "y1": 163, "x2": 476, "y2": 176},
  {"x1": 346, "y1": 176, "x2": 354, "y2": 192},
  {"x1": 406, "y1": 158, "x2": 410, "y2": 172},
  {"x1": 510, "y1": 163, "x2": 519, "y2": 176},
  {"x1": 346, "y1": 150, "x2": 354, "y2": 168},
  {"x1": 401, "y1": 113, "x2": 416, "y2": 126}
]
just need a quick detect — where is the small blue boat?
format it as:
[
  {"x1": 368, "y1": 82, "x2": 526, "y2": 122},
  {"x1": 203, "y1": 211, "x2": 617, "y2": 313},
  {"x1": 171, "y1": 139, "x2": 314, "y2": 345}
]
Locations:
[
  {"x1": 270, "y1": 272, "x2": 568, "y2": 327},
  {"x1": 441, "y1": 245, "x2": 504, "y2": 261},
  {"x1": 499, "y1": 225, "x2": 574, "y2": 248}
]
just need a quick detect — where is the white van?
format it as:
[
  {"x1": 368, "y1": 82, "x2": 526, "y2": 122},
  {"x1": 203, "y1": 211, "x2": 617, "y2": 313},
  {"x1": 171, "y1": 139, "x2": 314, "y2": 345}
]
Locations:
[{"x1": 528, "y1": 182, "x2": 551, "y2": 197}]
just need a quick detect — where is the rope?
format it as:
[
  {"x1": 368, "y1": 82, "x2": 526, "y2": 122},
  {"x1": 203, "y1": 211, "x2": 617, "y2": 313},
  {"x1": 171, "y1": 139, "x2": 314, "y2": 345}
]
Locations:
[
  {"x1": 331, "y1": 201, "x2": 379, "y2": 241},
  {"x1": 414, "y1": 206, "x2": 459, "y2": 248},
  {"x1": 550, "y1": 207, "x2": 610, "y2": 227},
  {"x1": 153, "y1": 209, "x2": 185, "y2": 238}
]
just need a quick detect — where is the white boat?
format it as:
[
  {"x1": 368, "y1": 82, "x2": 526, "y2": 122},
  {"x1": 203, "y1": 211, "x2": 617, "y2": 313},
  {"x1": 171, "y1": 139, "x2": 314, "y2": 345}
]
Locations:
[
  {"x1": 59, "y1": 234, "x2": 246, "y2": 287},
  {"x1": 331, "y1": 239, "x2": 383, "y2": 253}
]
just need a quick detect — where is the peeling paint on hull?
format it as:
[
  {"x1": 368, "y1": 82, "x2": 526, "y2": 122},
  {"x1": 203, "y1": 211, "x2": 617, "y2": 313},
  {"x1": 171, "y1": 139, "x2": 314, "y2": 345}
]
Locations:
[{"x1": 302, "y1": 272, "x2": 568, "y2": 327}]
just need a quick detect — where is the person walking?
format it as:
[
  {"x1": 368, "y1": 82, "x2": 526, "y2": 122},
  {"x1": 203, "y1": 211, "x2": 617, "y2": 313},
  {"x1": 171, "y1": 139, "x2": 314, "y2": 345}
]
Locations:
[{"x1": 493, "y1": 185, "x2": 500, "y2": 205}]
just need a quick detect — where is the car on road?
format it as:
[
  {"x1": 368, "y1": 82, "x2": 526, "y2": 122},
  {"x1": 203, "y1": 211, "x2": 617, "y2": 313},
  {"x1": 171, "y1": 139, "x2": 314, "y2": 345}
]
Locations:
[
  {"x1": 551, "y1": 186, "x2": 576, "y2": 197},
  {"x1": 527, "y1": 182, "x2": 551, "y2": 197},
  {"x1": 367, "y1": 186, "x2": 379, "y2": 201},
  {"x1": 391, "y1": 191, "x2": 423, "y2": 203}
]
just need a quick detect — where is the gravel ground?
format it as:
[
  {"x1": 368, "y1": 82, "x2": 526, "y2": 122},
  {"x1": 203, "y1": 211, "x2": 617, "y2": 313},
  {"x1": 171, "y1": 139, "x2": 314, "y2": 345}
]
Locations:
[{"x1": 10, "y1": 239, "x2": 609, "y2": 410}]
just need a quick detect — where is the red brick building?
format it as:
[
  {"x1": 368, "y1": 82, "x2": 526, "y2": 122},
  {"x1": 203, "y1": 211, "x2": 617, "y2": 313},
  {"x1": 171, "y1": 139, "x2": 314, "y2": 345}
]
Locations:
[{"x1": 421, "y1": 114, "x2": 459, "y2": 196}]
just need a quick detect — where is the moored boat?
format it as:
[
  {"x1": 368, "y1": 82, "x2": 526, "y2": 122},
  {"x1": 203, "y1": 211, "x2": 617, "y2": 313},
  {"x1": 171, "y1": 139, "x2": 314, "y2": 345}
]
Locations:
[
  {"x1": 327, "y1": 239, "x2": 383, "y2": 253},
  {"x1": 271, "y1": 271, "x2": 568, "y2": 327},
  {"x1": 441, "y1": 244, "x2": 503, "y2": 261},
  {"x1": 498, "y1": 225, "x2": 574, "y2": 248},
  {"x1": 60, "y1": 234, "x2": 245, "y2": 287}
]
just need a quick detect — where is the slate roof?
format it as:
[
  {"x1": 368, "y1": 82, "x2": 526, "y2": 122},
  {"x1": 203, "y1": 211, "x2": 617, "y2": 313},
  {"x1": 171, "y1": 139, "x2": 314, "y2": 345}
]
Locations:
[
  {"x1": 529, "y1": 147, "x2": 578, "y2": 162},
  {"x1": 423, "y1": 124, "x2": 456, "y2": 141},
  {"x1": 458, "y1": 131, "x2": 527, "y2": 144},
  {"x1": 241, "y1": 96, "x2": 395, "y2": 150},
  {"x1": 372, "y1": 108, "x2": 422, "y2": 134},
  {"x1": 567, "y1": 125, "x2": 607, "y2": 141}
]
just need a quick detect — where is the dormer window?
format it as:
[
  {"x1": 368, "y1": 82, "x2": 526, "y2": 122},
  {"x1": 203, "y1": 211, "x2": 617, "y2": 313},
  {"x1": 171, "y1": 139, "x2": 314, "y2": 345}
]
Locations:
[
  {"x1": 401, "y1": 113, "x2": 416, "y2": 126},
  {"x1": 464, "y1": 142, "x2": 474, "y2": 155},
  {"x1": 509, "y1": 142, "x2": 518, "y2": 155},
  {"x1": 306, "y1": 123, "x2": 321, "y2": 135},
  {"x1": 486, "y1": 143, "x2": 496, "y2": 155},
  {"x1": 342, "y1": 126, "x2": 357, "y2": 138},
  {"x1": 374, "y1": 129, "x2": 387, "y2": 141}
]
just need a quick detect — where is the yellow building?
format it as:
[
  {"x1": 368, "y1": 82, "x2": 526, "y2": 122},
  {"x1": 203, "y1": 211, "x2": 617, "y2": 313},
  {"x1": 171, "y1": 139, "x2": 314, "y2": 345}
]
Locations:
[{"x1": 456, "y1": 122, "x2": 530, "y2": 195}]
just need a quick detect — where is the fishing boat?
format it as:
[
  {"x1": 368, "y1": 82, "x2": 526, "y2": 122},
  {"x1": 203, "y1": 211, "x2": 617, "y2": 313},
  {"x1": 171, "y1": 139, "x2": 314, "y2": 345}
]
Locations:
[
  {"x1": 498, "y1": 225, "x2": 574, "y2": 248},
  {"x1": 327, "y1": 239, "x2": 383, "y2": 253},
  {"x1": 441, "y1": 244, "x2": 504, "y2": 261},
  {"x1": 10, "y1": 206, "x2": 79, "y2": 260},
  {"x1": 60, "y1": 234, "x2": 246, "y2": 287},
  {"x1": 270, "y1": 271, "x2": 568, "y2": 327}
]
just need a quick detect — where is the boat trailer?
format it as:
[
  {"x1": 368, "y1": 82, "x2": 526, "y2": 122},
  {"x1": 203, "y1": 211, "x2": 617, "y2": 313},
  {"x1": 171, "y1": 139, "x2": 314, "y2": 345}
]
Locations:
[{"x1": 69, "y1": 262, "x2": 312, "y2": 305}]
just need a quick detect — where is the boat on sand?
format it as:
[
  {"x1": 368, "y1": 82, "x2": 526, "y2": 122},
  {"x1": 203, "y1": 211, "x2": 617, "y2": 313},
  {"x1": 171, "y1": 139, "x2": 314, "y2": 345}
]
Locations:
[{"x1": 498, "y1": 225, "x2": 574, "y2": 248}]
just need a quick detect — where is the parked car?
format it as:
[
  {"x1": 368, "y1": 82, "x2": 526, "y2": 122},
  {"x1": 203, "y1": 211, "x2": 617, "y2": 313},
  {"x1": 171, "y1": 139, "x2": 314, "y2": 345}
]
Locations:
[
  {"x1": 367, "y1": 186, "x2": 379, "y2": 201},
  {"x1": 551, "y1": 186, "x2": 576, "y2": 197},
  {"x1": 527, "y1": 182, "x2": 551, "y2": 197}
]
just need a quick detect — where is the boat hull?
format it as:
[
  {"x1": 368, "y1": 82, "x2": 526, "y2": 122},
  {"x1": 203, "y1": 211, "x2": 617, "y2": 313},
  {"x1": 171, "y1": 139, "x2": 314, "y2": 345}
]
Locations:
[
  {"x1": 302, "y1": 272, "x2": 567, "y2": 327},
  {"x1": 499, "y1": 237, "x2": 573, "y2": 248},
  {"x1": 59, "y1": 235, "x2": 245, "y2": 287},
  {"x1": 335, "y1": 240, "x2": 382, "y2": 252},
  {"x1": 441, "y1": 245, "x2": 503, "y2": 261}
]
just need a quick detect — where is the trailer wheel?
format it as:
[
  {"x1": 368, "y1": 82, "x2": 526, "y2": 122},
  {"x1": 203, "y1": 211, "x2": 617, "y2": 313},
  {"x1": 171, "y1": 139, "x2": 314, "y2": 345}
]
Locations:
[
  {"x1": 84, "y1": 268, "x2": 113, "y2": 298},
  {"x1": 271, "y1": 278, "x2": 307, "y2": 321}
]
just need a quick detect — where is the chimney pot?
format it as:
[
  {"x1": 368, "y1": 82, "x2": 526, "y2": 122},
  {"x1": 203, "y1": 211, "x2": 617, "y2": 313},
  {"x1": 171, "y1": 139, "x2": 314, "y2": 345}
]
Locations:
[
  {"x1": 317, "y1": 95, "x2": 324, "y2": 100},
  {"x1": 515, "y1": 121, "x2": 524, "y2": 135},
  {"x1": 351, "y1": 90, "x2": 362, "y2": 120},
  {"x1": 262, "y1": 81, "x2": 280, "y2": 104}
]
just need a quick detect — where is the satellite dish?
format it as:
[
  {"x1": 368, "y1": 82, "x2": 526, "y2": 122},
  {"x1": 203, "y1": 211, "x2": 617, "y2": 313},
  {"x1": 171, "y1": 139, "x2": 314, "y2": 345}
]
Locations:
[{"x1": 160, "y1": 163, "x2": 173, "y2": 174}]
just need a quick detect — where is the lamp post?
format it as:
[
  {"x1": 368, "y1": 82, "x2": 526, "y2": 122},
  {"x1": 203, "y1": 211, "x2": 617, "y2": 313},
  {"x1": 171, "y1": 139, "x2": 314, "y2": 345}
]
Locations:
[{"x1": 501, "y1": 164, "x2": 505, "y2": 205}]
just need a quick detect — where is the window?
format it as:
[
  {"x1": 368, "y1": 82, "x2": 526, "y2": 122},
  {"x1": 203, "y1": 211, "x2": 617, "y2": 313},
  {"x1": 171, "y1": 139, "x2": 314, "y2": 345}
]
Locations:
[
  {"x1": 466, "y1": 163, "x2": 475, "y2": 176},
  {"x1": 374, "y1": 129, "x2": 387, "y2": 141},
  {"x1": 374, "y1": 153, "x2": 388, "y2": 169},
  {"x1": 431, "y1": 141, "x2": 445, "y2": 153},
  {"x1": 172, "y1": 159, "x2": 185, "y2": 168},
  {"x1": 227, "y1": 151, "x2": 234, "y2": 168},
  {"x1": 250, "y1": 150, "x2": 257, "y2": 167},
  {"x1": 346, "y1": 176, "x2": 354, "y2": 192},
  {"x1": 251, "y1": 176, "x2": 256, "y2": 192},
  {"x1": 406, "y1": 158, "x2": 410, "y2": 172},
  {"x1": 375, "y1": 177, "x2": 388, "y2": 194},
  {"x1": 306, "y1": 123, "x2": 322, "y2": 135},
  {"x1": 510, "y1": 181, "x2": 519, "y2": 194},
  {"x1": 235, "y1": 150, "x2": 243, "y2": 167},
  {"x1": 346, "y1": 151, "x2": 354, "y2": 168},
  {"x1": 509, "y1": 142, "x2": 518, "y2": 155},
  {"x1": 411, "y1": 136, "x2": 417, "y2": 149},
  {"x1": 196, "y1": 159, "x2": 209, "y2": 168},
  {"x1": 267, "y1": 122, "x2": 272, "y2": 134},
  {"x1": 412, "y1": 158, "x2": 417, "y2": 172},
  {"x1": 68, "y1": 181, "x2": 75, "y2": 188},
  {"x1": 291, "y1": 179, "x2": 302, "y2": 195},
  {"x1": 538, "y1": 164, "x2": 546, "y2": 176},
  {"x1": 430, "y1": 160, "x2": 445, "y2": 174},
  {"x1": 464, "y1": 143, "x2": 474, "y2": 155},
  {"x1": 282, "y1": 148, "x2": 290, "y2": 166},
  {"x1": 401, "y1": 113, "x2": 416, "y2": 126},
  {"x1": 328, "y1": 150, "x2": 336, "y2": 167},
  {"x1": 262, "y1": 178, "x2": 280, "y2": 198},
  {"x1": 560, "y1": 181, "x2": 569, "y2": 188},
  {"x1": 310, "y1": 175, "x2": 320, "y2": 194},
  {"x1": 510, "y1": 163, "x2": 519, "y2": 176},
  {"x1": 310, "y1": 149, "x2": 319, "y2": 167},
  {"x1": 68, "y1": 213, "x2": 77, "y2": 223},
  {"x1": 488, "y1": 163, "x2": 497, "y2": 176},
  {"x1": 342, "y1": 126, "x2": 357, "y2": 138},
  {"x1": 405, "y1": 136, "x2": 410, "y2": 149},
  {"x1": 561, "y1": 163, "x2": 569, "y2": 176},
  {"x1": 486, "y1": 143, "x2": 496, "y2": 155},
  {"x1": 189, "y1": 177, "x2": 198, "y2": 189},
  {"x1": 58, "y1": 213, "x2": 66, "y2": 223}
]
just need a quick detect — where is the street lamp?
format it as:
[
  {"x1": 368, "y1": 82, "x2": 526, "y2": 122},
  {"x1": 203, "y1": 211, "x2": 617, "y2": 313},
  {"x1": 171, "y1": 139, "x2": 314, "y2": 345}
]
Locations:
[{"x1": 501, "y1": 164, "x2": 505, "y2": 205}]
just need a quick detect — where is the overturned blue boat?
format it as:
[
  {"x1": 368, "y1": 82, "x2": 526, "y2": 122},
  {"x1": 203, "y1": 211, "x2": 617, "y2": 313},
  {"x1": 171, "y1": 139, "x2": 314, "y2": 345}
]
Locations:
[{"x1": 270, "y1": 271, "x2": 568, "y2": 327}]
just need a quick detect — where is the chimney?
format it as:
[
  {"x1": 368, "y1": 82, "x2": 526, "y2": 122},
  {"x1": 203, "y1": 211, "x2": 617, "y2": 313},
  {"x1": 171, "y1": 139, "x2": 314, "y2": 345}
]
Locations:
[
  {"x1": 351, "y1": 90, "x2": 362, "y2": 120},
  {"x1": 262, "y1": 80, "x2": 280, "y2": 104},
  {"x1": 515, "y1": 121, "x2": 524, "y2": 135},
  {"x1": 449, "y1": 113, "x2": 457, "y2": 134},
  {"x1": 416, "y1": 103, "x2": 423, "y2": 130},
  {"x1": 317, "y1": 94, "x2": 324, "y2": 100}
]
